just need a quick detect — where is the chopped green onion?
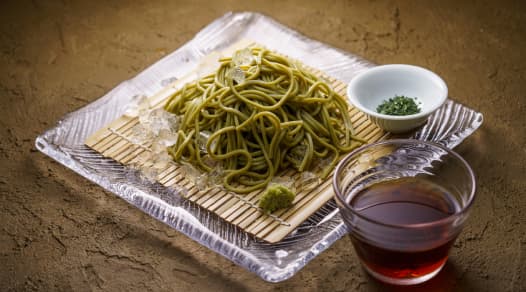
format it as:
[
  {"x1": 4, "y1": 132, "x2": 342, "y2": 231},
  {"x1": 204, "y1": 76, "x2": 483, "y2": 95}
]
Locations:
[{"x1": 376, "y1": 95, "x2": 421, "y2": 116}]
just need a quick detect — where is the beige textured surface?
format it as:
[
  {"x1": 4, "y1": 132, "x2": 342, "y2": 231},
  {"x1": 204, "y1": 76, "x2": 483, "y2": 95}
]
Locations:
[{"x1": 1, "y1": 0, "x2": 525, "y2": 291}]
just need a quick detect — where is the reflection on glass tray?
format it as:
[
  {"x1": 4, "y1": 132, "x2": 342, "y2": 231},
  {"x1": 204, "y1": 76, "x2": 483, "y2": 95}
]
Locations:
[{"x1": 35, "y1": 12, "x2": 483, "y2": 282}]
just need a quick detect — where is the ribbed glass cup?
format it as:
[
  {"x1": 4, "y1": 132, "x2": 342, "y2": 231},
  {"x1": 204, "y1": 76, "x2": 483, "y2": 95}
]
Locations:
[{"x1": 333, "y1": 139, "x2": 476, "y2": 285}]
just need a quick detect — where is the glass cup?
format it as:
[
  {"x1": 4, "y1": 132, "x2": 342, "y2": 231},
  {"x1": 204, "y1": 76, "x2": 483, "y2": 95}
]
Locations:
[{"x1": 333, "y1": 139, "x2": 476, "y2": 285}]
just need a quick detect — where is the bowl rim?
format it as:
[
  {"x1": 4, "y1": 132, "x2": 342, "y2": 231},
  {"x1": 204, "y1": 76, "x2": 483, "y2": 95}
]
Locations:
[
  {"x1": 347, "y1": 64, "x2": 448, "y2": 121},
  {"x1": 332, "y1": 139, "x2": 477, "y2": 229}
]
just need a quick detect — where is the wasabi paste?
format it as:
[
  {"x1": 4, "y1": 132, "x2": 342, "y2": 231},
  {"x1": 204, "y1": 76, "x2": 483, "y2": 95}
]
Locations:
[{"x1": 258, "y1": 184, "x2": 295, "y2": 213}]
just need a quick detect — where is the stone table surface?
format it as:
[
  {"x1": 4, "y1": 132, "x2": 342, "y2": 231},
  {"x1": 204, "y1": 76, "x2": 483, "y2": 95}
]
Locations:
[{"x1": 1, "y1": 0, "x2": 525, "y2": 291}]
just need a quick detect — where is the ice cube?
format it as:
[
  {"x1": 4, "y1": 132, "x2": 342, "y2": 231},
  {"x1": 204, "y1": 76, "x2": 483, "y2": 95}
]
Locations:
[
  {"x1": 270, "y1": 176, "x2": 296, "y2": 193},
  {"x1": 313, "y1": 155, "x2": 335, "y2": 175},
  {"x1": 197, "y1": 131, "x2": 212, "y2": 153},
  {"x1": 129, "y1": 151, "x2": 153, "y2": 169},
  {"x1": 299, "y1": 171, "x2": 320, "y2": 191},
  {"x1": 195, "y1": 174, "x2": 209, "y2": 191},
  {"x1": 201, "y1": 154, "x2": 219, "y2": 168},
  {"x1": 139, "y1": 110, "x2": 152, "y2": 128},
  {"x1": 150, "y1": 140, "x2": 165, "y2": 155},
  {"x1": 181, "y1": 163, "x2": 210, "y2": 191},
  {"x1": 227, "y1": 66, "x2": 245, "y2": 84},
  {"x1": 181, "y1": 163, "x2": 200, "y2": 180},
  {"x1": 152, "y1": 151, "x2": 172, "y2": 169},
  {"x1": 129, "y1": 124, "x2": 154, "y2": 145},
  {"x1": 157, "y1": 129, "x2": 178, "y2": 147},
  {"x1": 124, "y1": 105, "x2": 139, "y2": 117},
  {"x1": 208, "y1": 166, "x2": 224, "y2": 187},
  {"x1": 139, "y1": 108, "x2": 174, "y2": 135},
  {"x1": 124, "y1": 95, "x2": 150, "y2": 117},
  {"x1": 232, "y1": 48, "x2": 254, "y2": 67},
  {"x1": 166, "y1": 113, "x2": 181, "y2": 133}
]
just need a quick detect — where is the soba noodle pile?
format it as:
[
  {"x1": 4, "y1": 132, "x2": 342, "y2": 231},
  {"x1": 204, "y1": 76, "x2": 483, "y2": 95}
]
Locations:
[{"x1": 164, "y1": 47, "x2": 363, "y2": 193}]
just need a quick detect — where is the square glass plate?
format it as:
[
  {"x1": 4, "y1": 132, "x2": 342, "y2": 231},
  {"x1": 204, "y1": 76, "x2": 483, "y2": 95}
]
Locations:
[{"x1": 35, "y1": 12, "x2": 483, "y2": 282}]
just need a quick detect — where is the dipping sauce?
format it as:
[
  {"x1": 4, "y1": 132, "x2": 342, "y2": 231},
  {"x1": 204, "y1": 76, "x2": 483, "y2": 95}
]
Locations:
[{"x1": 349, "y1": 177, "x2": 459, "y2": 280}]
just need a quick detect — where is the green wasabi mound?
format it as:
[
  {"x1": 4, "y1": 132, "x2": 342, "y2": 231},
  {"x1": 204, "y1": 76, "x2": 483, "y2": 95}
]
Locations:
[{"x1": 258, "y1": 184, "x2": 295, "y2": 213}]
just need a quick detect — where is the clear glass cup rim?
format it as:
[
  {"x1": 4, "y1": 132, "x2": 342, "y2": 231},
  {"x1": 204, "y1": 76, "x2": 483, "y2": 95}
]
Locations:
[{"x1": 333, "y1": 138, "x2": 477, "y2": 229}]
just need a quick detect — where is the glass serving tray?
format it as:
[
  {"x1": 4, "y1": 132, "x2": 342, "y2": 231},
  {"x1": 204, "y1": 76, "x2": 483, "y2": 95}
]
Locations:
[{"x1": 35, "y1": 12, "x2": 483, "y2": 282}]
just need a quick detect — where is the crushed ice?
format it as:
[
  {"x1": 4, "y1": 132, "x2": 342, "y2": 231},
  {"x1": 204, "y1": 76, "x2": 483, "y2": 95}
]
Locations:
[
  {"x1": 197, "y1": 131, "x2": 212, "y2": 153},
  {"x1": 207, "y1": 166, "x2": 225, "y2": 188},
  {"x1": 156, "y1": 129, "x2": 178, "y2": 147},
  {"x1": 232, "y1": 48, "x2": 253, "y2": 67},
  {"x1": 182, "y1": 164, "x2": 209, "y2": 191},
  {"x1": 201, "y1": 154, "x2": 219, "y2": 169},
  {"x1": 139, "y1": 108, "x2": 179, "y2": 135},
  {"x1": 227, "y1": 66, "x2": 245, "y2": 84},
  {"x1": 124, "y1": 95, "x2": 150, "y2": 117},
  {"x1": 313, "y1": 155, "x2": 334, "y2": 176},
  {"x1": 299, "y1": 171, "x2": 320, "y2": 191},
  {"x1": 197, "y1": 130, "x2": 218, "y2": 154},
  {"x1": 181, "y1": 163, "x2": 224, "y2": 191},
  {"x1": 270, "y1": 176, "x2": 296, "y2": 193},
  {"x1": 151, "y1": 150, "x2": 172, "y2": 169},
  {"x1": 124, "y1": 95, "x2": 183, "y2": 182},
  {"x1": 129, "y1": 124, "x2": 154, "y2": 145}
]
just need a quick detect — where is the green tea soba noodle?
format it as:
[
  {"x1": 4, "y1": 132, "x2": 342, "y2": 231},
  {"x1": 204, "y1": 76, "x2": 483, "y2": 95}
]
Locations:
[{"x1": 164, "y1": 47, "x2": 364, "y2": 193}]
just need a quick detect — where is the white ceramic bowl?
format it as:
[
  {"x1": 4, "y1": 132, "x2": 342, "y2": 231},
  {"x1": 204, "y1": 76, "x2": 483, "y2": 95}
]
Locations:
[{"x1": 347, "y1": 64, "x2": 448, "y2": 133}]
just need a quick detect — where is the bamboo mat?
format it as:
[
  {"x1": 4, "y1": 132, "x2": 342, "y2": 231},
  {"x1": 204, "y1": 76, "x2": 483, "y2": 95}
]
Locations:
[{"x1": 85, "y1": 40, "x2": 388, "y2": 243}]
